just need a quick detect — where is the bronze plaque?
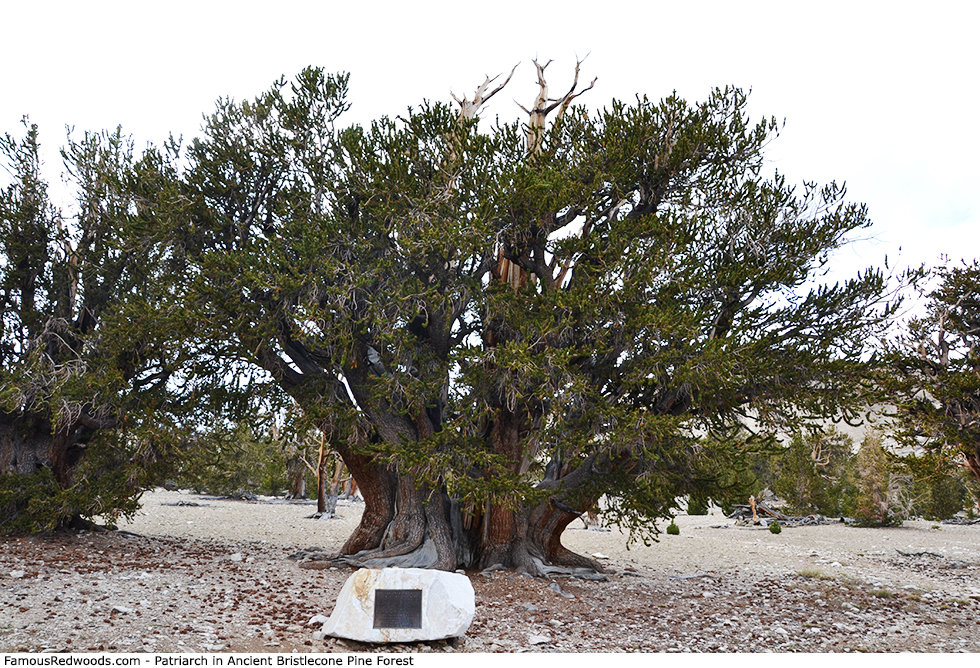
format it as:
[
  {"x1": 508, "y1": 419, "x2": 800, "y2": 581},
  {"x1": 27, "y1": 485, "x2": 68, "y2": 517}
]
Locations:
[{"x1": 373, "y1": 589, "x2": 423, "y2": 629}]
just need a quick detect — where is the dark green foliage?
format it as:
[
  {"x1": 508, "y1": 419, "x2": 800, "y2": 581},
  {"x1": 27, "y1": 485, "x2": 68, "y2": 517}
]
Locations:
[
  {"x1": 922, "y1": 470, "x2": 969, "y2": 520},
  {"x1": 702, "y1": 434, "x2": 772, "y2": 515},
  {"x1": 0, "y1": 119, "x2": 184, "y2": 532},
  {"x1": 681, "y1": 437, "x2": 769, "y2": 516},
  {"x1": 146, "y1": 66, "x2": 904, "y2": 553},
  {"x1": 964, "y1": 475, "x2": 980, "y2": 517},
  {"x1": 0, "y1": 431, "x2": 151, "y2": 535},
  {"x1": 883, "y1": 261, "x2": 980, "y2": 491},
  {"x1": 686, "y1": 495, "x2": 709, "y2": 515},
  {"x1": 2, "y1": 64, "x2": 907, "y2": 556},
  {"x1": 768, "y1": 520, "x2": 782, "y2": 534},
  {"x1": 902, "y1": 452, "x2": 971, "y2": 521},
  {"x1": 0, "y1": 469, "x2": 77, "y2": 535},
  {"x1": 666, "y1": 520, "x2": 680, "y2": 535},
  {"x1": 166, "y1": 423, "x2": 291, "y2": 497},
  {"x1": 768, "y1": 429, "x2": 857, "y2": 517}
]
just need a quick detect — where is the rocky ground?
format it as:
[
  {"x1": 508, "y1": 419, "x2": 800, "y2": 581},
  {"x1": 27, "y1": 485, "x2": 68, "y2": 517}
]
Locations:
[{"x1": 2, "y1": 489, "x2": 979, "y2": 653}]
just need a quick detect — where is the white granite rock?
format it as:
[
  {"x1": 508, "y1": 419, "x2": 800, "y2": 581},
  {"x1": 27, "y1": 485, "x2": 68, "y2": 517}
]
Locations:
[{"x1": 320, "y1": 567, "x2": 475, "y2": 643}]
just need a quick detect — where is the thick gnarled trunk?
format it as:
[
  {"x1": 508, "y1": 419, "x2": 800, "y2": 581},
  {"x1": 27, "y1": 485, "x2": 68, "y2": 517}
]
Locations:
[
  {"x1": 0, "y1": 413, "x2": 84, "y2": 487},
  {"x1": 331, "y1": 471, "x2": 603, "y2": 574},
  {"x1": 328, "y1": 422, "x2": 606, "y2": 575},
  {"x1": 0, "y1": 411, "x2": 89, "y2": 532}
]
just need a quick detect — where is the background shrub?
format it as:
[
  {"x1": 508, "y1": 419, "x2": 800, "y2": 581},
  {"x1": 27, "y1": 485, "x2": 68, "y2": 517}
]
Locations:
[
  {"x1": 686, "y1": 495, "x2": 709, "y2": 515},
  {"x1": 768, "y1": 429, "x2": 857, "y2": 517},
  {"x1": 167, "y1": 423, "x2": 292, "y2": 497},
  {"x1": 903, "y1": 452, "x2": 974, "y2": 520}
]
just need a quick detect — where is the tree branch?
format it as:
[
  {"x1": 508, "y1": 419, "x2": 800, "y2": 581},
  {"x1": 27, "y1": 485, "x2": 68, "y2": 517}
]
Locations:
[{"x1": 453, "y1": 64, "x2": 519, "y2": 121}]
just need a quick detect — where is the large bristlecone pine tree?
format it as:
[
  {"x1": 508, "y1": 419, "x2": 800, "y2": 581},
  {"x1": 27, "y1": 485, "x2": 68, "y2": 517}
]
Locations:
[{"x1": 151, "y1": 59, "x2": 899, "y2": 573}]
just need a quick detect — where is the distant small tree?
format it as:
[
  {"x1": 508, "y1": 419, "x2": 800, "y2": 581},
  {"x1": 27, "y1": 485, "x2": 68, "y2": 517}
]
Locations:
[
  {"x1": 922, "y1": 469, "x2": 969, "y2": 520},
  {"x1": 688, "y1": 432, "x2": 770, "y2": 515},
  {"x1": 169, "y1": 420, "x2": 290, "y2": 497},
  {"x1": 853, "y1": 432, "x2": 909, "y2": 527},
  {"x1": 686, "y1": 495, "x2": 709, "y2": 515},
  {"x1": 769, "y1": 429, "x2": 856, "y2": 517},
  {"x1": 903, "y1": 451, "x2": 970, "y2": 520}
]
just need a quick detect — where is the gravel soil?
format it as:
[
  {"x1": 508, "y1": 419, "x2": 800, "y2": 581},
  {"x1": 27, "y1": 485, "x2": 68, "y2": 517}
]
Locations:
[{"x1": 2, "y1": 489, "x2": 979, "y2": 653}]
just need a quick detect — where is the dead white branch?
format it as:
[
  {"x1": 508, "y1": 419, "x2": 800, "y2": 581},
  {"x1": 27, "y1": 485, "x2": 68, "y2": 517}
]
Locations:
[
  {"x1": 517, "y1": 56, "x2": 597, "y2": 154},
  {"x1": 452, "y1": 64, "x2": 519, "y2": 121}
]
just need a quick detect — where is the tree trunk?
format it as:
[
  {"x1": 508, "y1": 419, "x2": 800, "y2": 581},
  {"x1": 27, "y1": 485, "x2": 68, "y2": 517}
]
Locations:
[
  {"x1": 316, "y1": 441, "x2": 328, "y2": 515},
  {"x1": 286, "y1": 457, "x2": 306, "y2": 500},
  {"x1": 329, "y1": 458, "x2": 344, "y2": 496},
  {"x1": 0, "y1": 411, "x2": 88, "y2": 532},
  {"x1": 965, "y1": 448, "x2": 980, "y2": 487},
  {"x1": 328, "y1": 462, "x2": 602, "y2": 573},
  {"x1": 1, "y1": 414, "x2": 77, "y2": 484},
  {"x1": 324, "y1": 406, "x2": 606, "y2": 575},
  {"x1": 333, "y1": 439, "x2": 395, "y2": 554},
  {"x1": 527, "y1": 501, "x2": 602, "y2": 570}
]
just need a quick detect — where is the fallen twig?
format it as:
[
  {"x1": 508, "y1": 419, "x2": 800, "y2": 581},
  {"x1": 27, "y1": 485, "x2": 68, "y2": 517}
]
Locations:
[{"x1": 896, "y1": 549, "x2": 945, "y2": 559}]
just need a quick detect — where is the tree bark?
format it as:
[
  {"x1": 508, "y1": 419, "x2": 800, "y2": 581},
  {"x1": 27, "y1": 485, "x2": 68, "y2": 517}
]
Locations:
[
  {"x1": 329, "y1": 458, "x2": 344, "y2": 496},
  {"x1": 316, "y1": 439, "x2": 328, "y2": 514},
  {"x1": 527, "y1": 501, "x2": 602, "y2": 570},
  {"x1": 286, "y1": 457, "x2": 306, "y2": 500},
  {"x1": 333, "y1": 439, "x2": 396, "y2": 555},
  {"x1": 0, "y1": 413, "x2": 85, "y2": 486},
  {"x1": 0, "y1": 411, "x2": 91, "y2": 531},
  {"x1": 965, "y1": 448, "x2": 980, "y2": 487},
  {"x1": 324, "y1": 403, "x2": 606, "y2": 574},
  {"x1": 329, "y1": 460, "x2": 602, "y2": 573}
]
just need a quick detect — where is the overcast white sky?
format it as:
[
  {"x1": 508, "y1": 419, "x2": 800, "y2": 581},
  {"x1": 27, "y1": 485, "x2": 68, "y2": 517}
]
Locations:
[{"x1": 3, "y1": 1, "x2": 977, "y2": 285}]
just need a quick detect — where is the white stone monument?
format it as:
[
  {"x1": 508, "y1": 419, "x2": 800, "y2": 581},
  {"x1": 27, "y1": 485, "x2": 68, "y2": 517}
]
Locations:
[{"x1": 319, "y1": 567, "x2": 475, "y2": 643}]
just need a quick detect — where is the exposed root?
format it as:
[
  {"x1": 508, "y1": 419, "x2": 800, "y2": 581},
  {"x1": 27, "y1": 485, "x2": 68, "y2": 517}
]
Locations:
[
  {"x1": 530, "y1": 556, "x2": 608, "y2": 581},
  {"x1": 290, "y1": 538, "x2": 448, "y2": 571}
]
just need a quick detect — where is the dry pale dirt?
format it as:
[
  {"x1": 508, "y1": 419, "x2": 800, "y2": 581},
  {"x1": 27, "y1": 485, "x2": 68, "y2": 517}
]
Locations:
[{"x1": 2, "y1": 489, "x2": 979, "y2": 654}]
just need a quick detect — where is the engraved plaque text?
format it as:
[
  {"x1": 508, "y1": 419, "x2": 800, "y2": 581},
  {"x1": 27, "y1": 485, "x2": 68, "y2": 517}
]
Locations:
[{"x1": 373, "y1": 589, "x2": 423, "y2": 629}]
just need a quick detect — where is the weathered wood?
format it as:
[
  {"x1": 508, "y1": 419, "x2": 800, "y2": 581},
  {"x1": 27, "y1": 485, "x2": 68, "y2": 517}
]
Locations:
[
  {"x1": 451, "y1": 64, "x2": 518, "y2": 121},
  {"x1": 517, "y1": 57, "x2": 596, "y2": 154}
]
